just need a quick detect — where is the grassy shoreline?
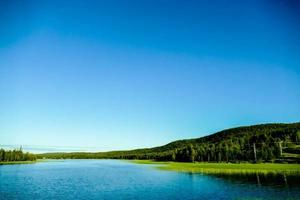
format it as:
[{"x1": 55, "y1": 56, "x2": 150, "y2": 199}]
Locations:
[
  {"x1": 131, "y1": 160, "x2": 300, "y2": 174},
  {"x1": 0, "y1": 160, "x2": 38, "y2": 165},
  {"x1": 1, "y1": 159, "x2": 299, "y2": 175}
]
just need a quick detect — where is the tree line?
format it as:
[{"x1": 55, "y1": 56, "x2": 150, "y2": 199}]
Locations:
[
  {"x1": 0, "y1": 147, "x2": 37, "y2": 162},
  {"x1": 39, "y1": 123, "x2": 300, "y2": 163}
]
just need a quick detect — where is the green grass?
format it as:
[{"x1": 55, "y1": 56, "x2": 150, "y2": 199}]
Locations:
[
  {"x1": 282, "y1": 153, "x2": 300, "y2": 158},
  {"x1": 131, "y1": 160, "x2": 300, "y2": 174},
  {"x1": 130, "y1": 160, "x2": 171, "y2": 164},
  {"x1": 0, "y1": 160, "x2": 37, "y2": 165}
]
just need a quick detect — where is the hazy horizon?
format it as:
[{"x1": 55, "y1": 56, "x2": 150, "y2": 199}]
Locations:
[
  {"x1": 1, "y1": 121, "x2": 299, "y2": 153},
  {"x1": 1, "y1": 0, "x2": 300, "y2": 151}
]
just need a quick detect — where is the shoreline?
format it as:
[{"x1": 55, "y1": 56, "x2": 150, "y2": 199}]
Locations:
[
  {"x1": 1, "y1": 159, "x2": 300, "y2": 175},
  {"x1": 130, "y1": 160, "x2": 300, "y2": 174},
  {"x1": 0, "y1": 160, "x2": 37, "y2": 165}
]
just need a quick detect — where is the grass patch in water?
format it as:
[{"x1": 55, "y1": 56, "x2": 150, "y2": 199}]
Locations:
[
  {"x1": 0, "y1": 160, "x2": 37, "y2": 165},
  {"x1": 131, "y1": 160, "x2": 300, "y2": 174}
]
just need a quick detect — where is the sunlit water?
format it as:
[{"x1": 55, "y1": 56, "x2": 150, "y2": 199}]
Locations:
[{"x1": 0, "y1": 160, "x2": 299, "y2": 200}]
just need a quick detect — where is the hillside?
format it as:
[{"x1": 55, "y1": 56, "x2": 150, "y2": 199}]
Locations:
[{"x1": 38, "y1": 122, "x2": 300, "y2": 163}]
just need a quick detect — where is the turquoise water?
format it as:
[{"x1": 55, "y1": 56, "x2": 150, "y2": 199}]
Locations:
[{"x1": 0, "y1": 160, "x2": 299, "y2": 200}]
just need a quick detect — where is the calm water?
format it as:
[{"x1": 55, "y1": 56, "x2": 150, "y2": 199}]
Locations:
[{"x1": 0, "y1": 160, "x2": 299, "y2": 200}]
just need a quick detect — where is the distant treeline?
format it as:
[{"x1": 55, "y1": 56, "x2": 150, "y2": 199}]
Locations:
[
  {"x1": 0, "y1": 148, "x2": 37, "y2": 162},
  {"x1": 39, "y1": 123, "x2": 300, "y2": 163}
]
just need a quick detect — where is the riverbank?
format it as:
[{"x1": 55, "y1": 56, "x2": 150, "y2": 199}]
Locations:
[
  {"x1": 2, "y1": 159, "x2": 299, "y2": 175},
  {"x1": 0, "y1": 160, "x2": 37, "y2": 165},
  {"x1": 131, "y1": 160, "x2": 300, "y2": 174}
]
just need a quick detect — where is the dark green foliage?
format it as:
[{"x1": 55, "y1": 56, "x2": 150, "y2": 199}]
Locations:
[
  {"x1": 38, "y1": 122, "x2": 300, "y2": 163},
  {"x1": 0, "y1": 147, "x2": 37, "y2": 162}
]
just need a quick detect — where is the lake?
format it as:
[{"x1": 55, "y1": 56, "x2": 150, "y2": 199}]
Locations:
[{"x1": 0, "y1": 160, "x2": 299, "y2": 200}]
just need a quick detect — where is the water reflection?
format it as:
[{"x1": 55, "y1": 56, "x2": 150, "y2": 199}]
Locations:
[
  {"x1": 1, "y1": 160, "x2": 299, "y2": 200},
  {"x1": 209, "y1": 172, "x2": 300, "y2": 187}
]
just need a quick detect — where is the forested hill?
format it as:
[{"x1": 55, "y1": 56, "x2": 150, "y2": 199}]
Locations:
[{"x1": 38, "y1": 122, "x2": 300, "y2": 163}]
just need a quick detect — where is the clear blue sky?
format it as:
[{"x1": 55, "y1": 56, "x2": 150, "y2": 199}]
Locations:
[{"x1": 1, "y1": 0, "x2": 300, "y2": 152}]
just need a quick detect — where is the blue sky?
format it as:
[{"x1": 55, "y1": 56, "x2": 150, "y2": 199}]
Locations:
[{"x1": 1, "y1": 0, "x2": 300, "y2": 152}]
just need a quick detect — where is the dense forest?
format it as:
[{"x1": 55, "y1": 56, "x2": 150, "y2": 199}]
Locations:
[
  {"x1": 39, "y1": 123, "x2": 300, "y2": 163},
  {"x1": 0, "y1": 148, "x2": 37, "y2": 162}
]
